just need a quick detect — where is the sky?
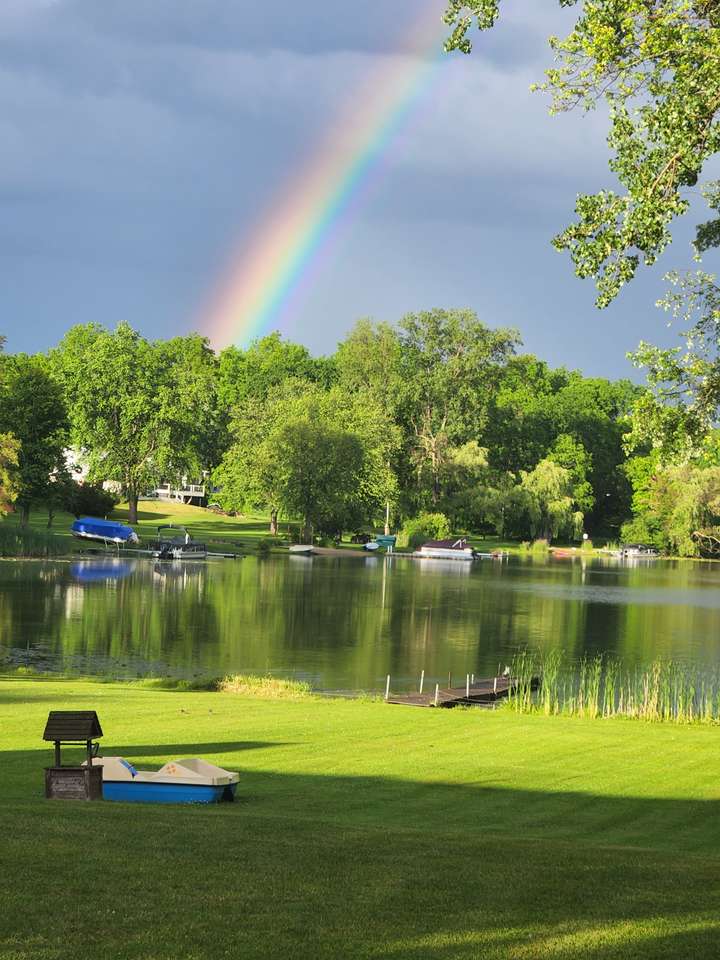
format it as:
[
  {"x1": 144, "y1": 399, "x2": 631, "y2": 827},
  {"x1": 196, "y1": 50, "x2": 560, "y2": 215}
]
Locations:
[{"x1": 0, "y1": 0, "x2": 709, "y2": 377}]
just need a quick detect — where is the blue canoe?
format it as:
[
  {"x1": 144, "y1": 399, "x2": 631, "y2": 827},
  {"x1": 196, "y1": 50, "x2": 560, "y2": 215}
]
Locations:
[{"x1": 71, "y1": 517, "x2": 139, "y2": 545}]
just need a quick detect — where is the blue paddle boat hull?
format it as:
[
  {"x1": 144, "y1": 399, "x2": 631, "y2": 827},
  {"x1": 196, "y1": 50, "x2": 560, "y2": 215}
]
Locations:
[{"x1": 103, "y1": 781, "x2": 237, "y2": 804}]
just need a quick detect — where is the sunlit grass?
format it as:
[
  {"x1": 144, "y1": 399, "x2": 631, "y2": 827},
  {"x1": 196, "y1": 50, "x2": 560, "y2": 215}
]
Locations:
[
  {"x1": 2, "y1": 679, "x2": 720, "y2": 958},
  {"x1": 216, "y1": 673, "x2": 311, "y2": 698}
]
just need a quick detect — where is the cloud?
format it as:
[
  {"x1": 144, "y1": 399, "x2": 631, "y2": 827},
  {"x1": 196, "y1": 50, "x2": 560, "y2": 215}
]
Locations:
[{"x1": 0, "y1": 0, "x2": 677, "y2": 377}]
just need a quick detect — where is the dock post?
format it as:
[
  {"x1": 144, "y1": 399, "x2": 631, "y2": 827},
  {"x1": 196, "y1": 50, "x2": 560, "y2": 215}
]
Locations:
[
  {"x1": 434, "y1": 683, "x2": 439, "y2": 707},
  {"x1": 493, "y1": 676, "x2": 498, "y2": 695},
  {"x1": 419, "y1": 670, "x2": 425, "y2": 694},
  {"x1": 385, "y1": 675, "x2": 391, "y2": 701},
  {"x1": 471, "y1": 673, "x2": 475, "y2": 686},
  {"x1": 466, "y1": 674, "x2": 470, "y2": 699}
]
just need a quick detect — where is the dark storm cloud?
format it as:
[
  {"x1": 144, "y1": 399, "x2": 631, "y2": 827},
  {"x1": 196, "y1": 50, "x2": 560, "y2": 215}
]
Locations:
[{"x1": 0, "y1": 0, "x2": 681, "y2": 373}]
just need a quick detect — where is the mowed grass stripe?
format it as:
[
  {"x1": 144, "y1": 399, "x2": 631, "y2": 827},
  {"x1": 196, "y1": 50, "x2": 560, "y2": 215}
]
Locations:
[{"x1": 1, "y1": 680, "x2": 719, "y2": 958}]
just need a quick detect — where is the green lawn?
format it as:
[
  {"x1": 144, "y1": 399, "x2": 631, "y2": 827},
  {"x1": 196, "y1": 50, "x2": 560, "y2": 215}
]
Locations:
[
  {"x1": 2, "y1": 679, "x2": 719, "y2": 959},
  {"x1": 3, "y1": 501, "x2": 285, "y2": 554},
  {"x1": 4, "y1": 502, "x2": 609, "y2": 558}
]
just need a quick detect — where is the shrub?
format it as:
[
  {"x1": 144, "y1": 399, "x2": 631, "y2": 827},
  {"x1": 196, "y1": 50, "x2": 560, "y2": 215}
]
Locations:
[
  {"x1": 70, "y1": 483, "x2": 117, "y2": 519},
  {"x1": 530, "y1": 538, "x2": 550, "y2": 554},
  {"x1": 397, "y1": 512, "x2": 451, "y2": 550}
]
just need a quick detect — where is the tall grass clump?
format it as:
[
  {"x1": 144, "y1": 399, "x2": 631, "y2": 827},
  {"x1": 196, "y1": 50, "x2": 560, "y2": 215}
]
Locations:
[
  {"x1": 507, "y1": 651, "x2": 536, "y2": 713},
  {"x1": 216, "y1": 674, "x2": 311, "y2": 699},
  {"x1": 530, "y1": 539, "x2": 550, "y2": 554},
  {"x1": 0, "y1": 525, "x2": 66, "y2": 558},
  {"x1": 505, "y1": 649, "x2": 720, "y2": 725}
]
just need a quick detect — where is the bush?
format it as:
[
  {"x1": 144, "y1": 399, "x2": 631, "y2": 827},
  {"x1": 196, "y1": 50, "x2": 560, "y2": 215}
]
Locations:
[
  {"x1": 620, "y1": 517, "x2": 663, "y2": 549},
  {"x1": 397, "y1": 512, "x2": 451, "y2": 550},
  {"x1": 581, "y1": 538, "x2": 594, "y2": 552},
  {"x1": 70, "y1": 483, "x2": 117, "y2": 519},
  {"x1": 530, "y1": 538, "x2": 550, "y2": 554}
]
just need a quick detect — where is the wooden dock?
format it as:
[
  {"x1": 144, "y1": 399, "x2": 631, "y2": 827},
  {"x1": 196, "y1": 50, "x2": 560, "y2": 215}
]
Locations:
[{"x1": 386, "y1": 675, "x2": 540, "y2": 708}]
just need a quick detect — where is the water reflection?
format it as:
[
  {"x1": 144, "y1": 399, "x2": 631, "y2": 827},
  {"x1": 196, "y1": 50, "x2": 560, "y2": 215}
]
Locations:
[
  {"x1": 0, "y1": 555, "x2": 719, "y2": 689},
  {"x1": 71, "y1": 560, "x2": 136, "y2": 583}
]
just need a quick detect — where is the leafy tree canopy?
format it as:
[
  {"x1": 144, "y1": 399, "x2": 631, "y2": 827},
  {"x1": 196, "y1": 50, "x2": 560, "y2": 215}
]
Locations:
[
  {"x1": 0, "y1": 354, "x2": 68, "y2": 524},
  {"x1": 444, "y1": 1, "x2": 720, "y2": 305},
  {"x1": 50, "y1": 323, "x2": 217, "y2": 523}
]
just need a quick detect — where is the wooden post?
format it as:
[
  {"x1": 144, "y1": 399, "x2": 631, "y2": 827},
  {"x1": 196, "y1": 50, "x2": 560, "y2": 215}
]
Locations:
[
  {"x1": 419, "y1": 670, "x2": 425, "y2": 694},
  {"x1": 385, "y1": 675, "x2": 391, "y2": 701},
  {"x1": 54, "y1": 741, "x2": 61, "y2": 768},
  {"x1": 434, "y1": 683, "x2": 439, "y2": 707},
  {"x1": 493, "y1": 676, "x2": 498, "y2": 694},
  {"x1": 471, "y1": 673, "x2": 475, "y2": 686},
  {"x1": 466, "y1": 674, "x2": 470, "y2": 699}
]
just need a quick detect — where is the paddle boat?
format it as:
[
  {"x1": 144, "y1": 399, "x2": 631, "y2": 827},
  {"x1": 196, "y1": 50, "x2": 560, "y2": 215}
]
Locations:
[
  {"x1": 86, "y1": 756, "x2": 239, "y2": 804},
  {"x1": 71, "y1": 517, "x2": 139, "y2": 546}
]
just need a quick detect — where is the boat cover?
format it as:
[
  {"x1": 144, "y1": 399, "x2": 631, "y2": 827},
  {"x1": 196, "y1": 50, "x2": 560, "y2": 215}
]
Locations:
[{"x1": 71, "y1": 517, "x2": 139, "y2": 544}]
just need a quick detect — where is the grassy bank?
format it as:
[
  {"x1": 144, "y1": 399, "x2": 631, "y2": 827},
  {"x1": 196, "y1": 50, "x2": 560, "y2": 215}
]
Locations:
[
  {"x1": 0, "y1": 501, "x2": 287, "y2": 556},
  {"x1": 1, "y1": 500, "x2": 615, "y2": 558},
  {"x1": 2, "y1": 678, "x2": 719, "y2": 959}
]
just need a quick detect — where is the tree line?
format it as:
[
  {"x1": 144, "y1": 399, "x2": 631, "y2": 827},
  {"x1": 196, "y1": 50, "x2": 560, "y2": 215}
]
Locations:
[
  {"x1": 2, "y1": 304, "x2": 720, "y2": 554},
  {"x1": 0, "y1": 312, "x2": 633, "y2": 543}
]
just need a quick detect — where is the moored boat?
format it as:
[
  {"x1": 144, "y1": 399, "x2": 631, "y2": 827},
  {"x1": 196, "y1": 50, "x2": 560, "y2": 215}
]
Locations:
[
  {"x1": 620, "y1": 542, "x2": 659, "y2": 559},
  {"x1": 414, "y1": 538, "x2": 475, "y2": 561},
  {"x1": 149, "y1": 525, "x2": 207, "y2": 560},
  {"x1": 289, "y1": 544, "x2": 314, "y2": 555},
  {"x1": 71, "y1": 517, "x2": 139, "y2": 546}
]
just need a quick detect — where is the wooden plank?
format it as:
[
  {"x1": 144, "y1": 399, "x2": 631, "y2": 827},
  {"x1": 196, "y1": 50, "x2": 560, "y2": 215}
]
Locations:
[{"x1": 43, "y1": 711, "x2": 103, "y2": 741}]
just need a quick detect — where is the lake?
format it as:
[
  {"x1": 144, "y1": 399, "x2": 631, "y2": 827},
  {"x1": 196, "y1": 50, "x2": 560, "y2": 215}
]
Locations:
[{"x1": 2, "y1": 554, "x2": 720, "y2": 692}]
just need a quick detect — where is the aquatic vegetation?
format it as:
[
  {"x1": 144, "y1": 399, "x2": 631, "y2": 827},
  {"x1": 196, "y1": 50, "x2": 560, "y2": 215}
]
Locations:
[
  {"x1": 0, "y1": 524, "x2": 66, "y2": 558},
  {"x1": 507, "y1": 649, "x2": 720, "y2": 724},
  {"x1": 217, "y1": 673, "x2": 311, "y2": 699}
]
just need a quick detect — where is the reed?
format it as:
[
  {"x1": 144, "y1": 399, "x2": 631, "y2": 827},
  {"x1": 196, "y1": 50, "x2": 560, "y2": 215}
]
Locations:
[
  {"x1": 507, "y1": 650, "x2": 720, "y2": 725},
  {"x1": 0, "y1": 524, "x2": 66, "y2": 558},
  {"x1": 216, "y1": 673, "x2": 311, "y2": 699}
]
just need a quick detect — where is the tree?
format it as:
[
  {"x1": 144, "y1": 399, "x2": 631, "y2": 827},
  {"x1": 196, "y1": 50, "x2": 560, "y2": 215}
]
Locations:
[
  {"x1": 272, "y1": 421, "x2": 366, "y2": 540},
  {"x1": 397, "y1": 309, "x2": 519, "y2": 505},
  {"x1": 214, "y1": 380, "x2": 398, "y2": 536},
  {"x1": 627, "y1": 270, "x2": 720, "y2": 461},
  {"x1": 217, "y1": 333, "x2": 335, "y2": 412},
  {"x1": 50, "y1": 323, "x2": 217, "y2": 524},
  {"x1": 0, "y1": 355, "x2": 68, "y2": 525},
  {"x1": 622, "y1": 462, "x2": 720, "y2": 555},
  {"x1": 519, "y1": 459, "x2": 585, "y2": 541},
  {"x1": 444, "y1": 1, "x2": 720, "y2": 306},
  {"x1": 0, "y1": 432, "x2": 20, "y2": 516},
  {"x1": 547, "y1": 434, "x2": 595, "y2": 514}
]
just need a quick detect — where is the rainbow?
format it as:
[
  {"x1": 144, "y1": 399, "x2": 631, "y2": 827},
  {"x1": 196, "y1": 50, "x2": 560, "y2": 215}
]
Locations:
[{"x1": 201, "y1": 4, "x2": 448, "y2": 349}]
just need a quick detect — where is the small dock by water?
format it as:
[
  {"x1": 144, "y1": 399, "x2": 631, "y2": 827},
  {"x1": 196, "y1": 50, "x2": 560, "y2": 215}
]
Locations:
[{"x1": 386, "y1": 674, "x2": 540, "y2": 708}]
